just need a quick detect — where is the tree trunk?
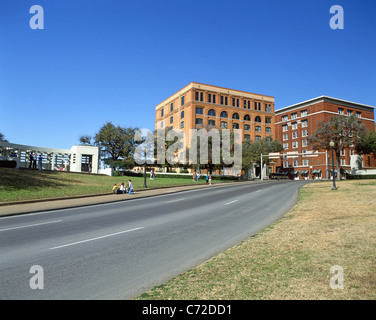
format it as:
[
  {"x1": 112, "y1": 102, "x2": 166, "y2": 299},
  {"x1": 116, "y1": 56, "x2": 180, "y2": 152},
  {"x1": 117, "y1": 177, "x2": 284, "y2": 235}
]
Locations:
[{"x1": 336, "y1": 150, "x2": 341, "y2": 180}]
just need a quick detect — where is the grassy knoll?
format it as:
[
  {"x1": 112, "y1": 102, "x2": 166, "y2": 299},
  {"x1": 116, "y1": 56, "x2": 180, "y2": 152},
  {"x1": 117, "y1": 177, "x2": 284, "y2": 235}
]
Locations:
[
  {"x1": 0, "y1": 168, "x2": 218, "y2": 204},
  {"x1": 138, "y1": 180, "x2": 376, "y2": 300}
]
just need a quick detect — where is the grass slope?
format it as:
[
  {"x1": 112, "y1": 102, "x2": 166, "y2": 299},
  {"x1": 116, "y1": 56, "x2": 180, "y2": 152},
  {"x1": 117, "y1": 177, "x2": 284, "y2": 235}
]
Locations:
[{"x1": 0, "y1": 168, "x2": 214, "y2": 204}]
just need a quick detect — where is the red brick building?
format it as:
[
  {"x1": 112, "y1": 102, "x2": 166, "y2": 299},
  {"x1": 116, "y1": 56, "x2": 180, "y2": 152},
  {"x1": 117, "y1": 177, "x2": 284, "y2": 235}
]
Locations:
[{"x1": 275, "y1": 96, "x2": 376, "y2": 180}]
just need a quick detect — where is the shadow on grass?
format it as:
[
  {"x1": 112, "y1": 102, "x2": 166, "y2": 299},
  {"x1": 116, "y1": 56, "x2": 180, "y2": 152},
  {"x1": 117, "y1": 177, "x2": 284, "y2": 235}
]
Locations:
[{"x1": 0, "y1": 168, "x2": 82, "y2": 191}]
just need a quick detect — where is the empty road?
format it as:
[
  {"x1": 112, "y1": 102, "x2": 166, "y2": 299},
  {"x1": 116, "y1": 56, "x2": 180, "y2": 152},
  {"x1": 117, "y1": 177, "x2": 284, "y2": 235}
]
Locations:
[{"x1": 0, "y1": 180, "x2": 308, "y2": 299}]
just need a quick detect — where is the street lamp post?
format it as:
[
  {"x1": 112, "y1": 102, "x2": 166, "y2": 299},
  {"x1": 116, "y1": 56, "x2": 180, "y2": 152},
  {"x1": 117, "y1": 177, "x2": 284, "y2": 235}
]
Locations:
[
  {"x1": 329, "y1": 140, "x2": 337, "y2": 190},
  {"x1": 143, "y1": 150, "x2": 147, "y2": 188}
]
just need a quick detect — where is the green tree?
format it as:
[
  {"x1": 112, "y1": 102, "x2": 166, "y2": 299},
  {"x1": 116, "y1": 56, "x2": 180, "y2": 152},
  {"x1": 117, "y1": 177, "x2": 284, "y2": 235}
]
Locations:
[
  {"x1": 79, "y1": 135, "x2": 92, "y2": 145},
  {"x1": 242, "y1": 137, "x2": 283, "y2": 178},
  {"x1": 93, "y1": 122, "x2": 138, "y2": 164},
  {"x1": 0, "y1": 132, "x2": 8, "y2": 142},
  {"x1": 308, "y1": 115, "x2": 366, "y2": 178},
  {"x1": 355, "y1": 130, "x2": 376, "y2": 158}
]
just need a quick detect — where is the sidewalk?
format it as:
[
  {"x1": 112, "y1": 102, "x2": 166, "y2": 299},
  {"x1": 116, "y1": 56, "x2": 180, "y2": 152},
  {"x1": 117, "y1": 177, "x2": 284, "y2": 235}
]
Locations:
[{"x1": 0, "y1": 181, "x2": 253, "y2": 217}]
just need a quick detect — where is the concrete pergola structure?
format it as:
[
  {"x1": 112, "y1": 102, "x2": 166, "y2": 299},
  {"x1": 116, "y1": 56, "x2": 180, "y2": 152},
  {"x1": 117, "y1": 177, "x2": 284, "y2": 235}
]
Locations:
[{"x1": 0, "y1": 142, "x2": 100, "y2": 174}]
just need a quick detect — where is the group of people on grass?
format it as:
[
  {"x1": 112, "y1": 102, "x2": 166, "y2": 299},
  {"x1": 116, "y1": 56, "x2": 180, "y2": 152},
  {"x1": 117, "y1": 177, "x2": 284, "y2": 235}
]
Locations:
[
  {"x1": 192, "y1": 172, "x2": 212, "y2": 185},
  {"x1": 28, "y1": 153, "x2": 43, "y2": 171},
  {"x1": 112, "y1": 180, "x2": 134, "y2": 194}
]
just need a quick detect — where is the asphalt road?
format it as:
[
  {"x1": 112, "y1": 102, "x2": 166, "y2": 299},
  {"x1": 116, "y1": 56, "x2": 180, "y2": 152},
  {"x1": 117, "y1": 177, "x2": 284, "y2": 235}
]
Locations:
[{"x1": 0, "y1": 180, "x2": 309, "y2": 300}]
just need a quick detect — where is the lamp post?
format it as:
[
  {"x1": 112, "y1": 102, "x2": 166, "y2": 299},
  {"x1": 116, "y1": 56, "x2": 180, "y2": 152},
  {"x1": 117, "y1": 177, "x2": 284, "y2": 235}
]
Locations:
[
  {"x1": 136, "y1": 137, "x2": 147, "y2": 188},
  {"x1": 329, "y1": 140, "x2": 337, "y2": 190}
]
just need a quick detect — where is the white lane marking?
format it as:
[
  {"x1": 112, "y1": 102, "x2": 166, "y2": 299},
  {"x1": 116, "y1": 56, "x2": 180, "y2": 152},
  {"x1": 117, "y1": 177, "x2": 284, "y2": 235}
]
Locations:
[
  {"x1": 166, "y1": 198, "x2": 186, "y2": 204},
  {"x1": 0, "y1": 220, "x2": 63, "y2": 232},
  {"x1": 49, "y1": 227, "x2": 144, "y2": 250},
  {"x1": 225, "y1": 200, "x2": 238, "y2": 205},
  {"x1": 255, "y1": 190, "x2": 262, "y2": 193}
]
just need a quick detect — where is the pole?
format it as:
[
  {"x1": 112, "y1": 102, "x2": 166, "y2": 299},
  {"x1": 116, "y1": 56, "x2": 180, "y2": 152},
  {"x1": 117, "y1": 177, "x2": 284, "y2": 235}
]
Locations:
[
  {"x1": 325, "y1": 150, "x2": 328, "y2": 180},
  {"x1": 331, "y1": 147, "x2": 336, "y2": 190},
  {"x1": 260, "y1": 153, "x2": 263, "y2": 181},
  {"x1": 143, "y1": 151, "x2": 147, "y2": 188}
]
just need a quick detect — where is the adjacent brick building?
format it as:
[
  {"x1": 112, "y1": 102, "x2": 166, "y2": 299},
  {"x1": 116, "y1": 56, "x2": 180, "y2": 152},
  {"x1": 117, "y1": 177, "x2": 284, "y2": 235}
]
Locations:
[{"x1": 275, "y1": 96, "x2": 376, "y2": 179}]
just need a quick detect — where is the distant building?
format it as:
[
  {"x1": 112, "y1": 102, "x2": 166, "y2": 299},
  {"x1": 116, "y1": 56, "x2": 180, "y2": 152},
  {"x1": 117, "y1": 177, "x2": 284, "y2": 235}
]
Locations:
[
  {"x1": 0, "y1": 142, "x2": 101, "y2": 174},
  {"x1": 275, "y1": 96, "x2": 376, "y2": 180}
]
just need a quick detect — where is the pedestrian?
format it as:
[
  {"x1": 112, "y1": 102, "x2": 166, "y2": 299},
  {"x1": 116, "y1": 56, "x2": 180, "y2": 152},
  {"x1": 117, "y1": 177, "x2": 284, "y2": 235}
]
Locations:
[
  {"x1": 32, "y1": 153, "x2": 37, "y2": 169},
  {"x1": 209, "y1": 174, "x2": 212, "y2": 185},
  {"x1": 29, "y1": 153, "x2": 33, "y2": 169},
  {"x1": 192, "y1": 172, "x2": 196, "y2": 182},
  {"x1": 127, "y1": 179, "x2": 134, "y2": 194},
  {"x1": 38, "y1": 154, "x2": 43, "y2": 171},
  {"x1": 150, "y1": 169, "x2": 153, "y2": 180},
  {"x1": 206, "y1": 173, "x2": 209, "y2": 184},
  {"x1": 196, "y1": 172, "x2": 200, "y2": 182},
  {"x1": 88, "y1": 162, "x2": 92, "y2": 173}
]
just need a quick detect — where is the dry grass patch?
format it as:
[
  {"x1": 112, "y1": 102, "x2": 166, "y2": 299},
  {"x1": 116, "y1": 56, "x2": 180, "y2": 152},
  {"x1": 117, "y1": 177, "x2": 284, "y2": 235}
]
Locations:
[{"x1": 138, "y1": 180, "x2": 376, "y2": 300}]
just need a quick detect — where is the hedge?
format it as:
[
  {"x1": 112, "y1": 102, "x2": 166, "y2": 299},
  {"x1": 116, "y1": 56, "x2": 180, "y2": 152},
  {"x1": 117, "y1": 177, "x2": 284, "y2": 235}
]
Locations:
[
  {"x1": 0, "y1": 160, "x2": 17, "y2": 168},
  {"x1": 346, "y1": 174, "x2": 376, "y2": 179},
  {"x1": 117, "y1": 170, "x2": 239, "y2": 181}
]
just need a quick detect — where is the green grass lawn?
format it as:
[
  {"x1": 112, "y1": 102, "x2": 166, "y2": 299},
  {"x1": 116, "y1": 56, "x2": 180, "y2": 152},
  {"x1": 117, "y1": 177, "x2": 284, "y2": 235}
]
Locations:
[{"x1": 0, "y1": 168, "x2": 219, "y2": 204}]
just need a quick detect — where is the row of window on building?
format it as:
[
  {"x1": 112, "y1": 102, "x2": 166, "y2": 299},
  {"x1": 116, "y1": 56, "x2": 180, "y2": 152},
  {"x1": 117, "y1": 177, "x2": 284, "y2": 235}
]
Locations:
[
  {"x1": 281, "y1": 109, "x2": 361, "y2": 122},
  {"x1": 194, "y1": 91, "x2": 273, "y2": 112},
  {"x1": 159, "y1": 93, "x2": 273, "y2": 117},
  {"x1": 282, "y1": 120, "x2": 308, "y2": 131}
]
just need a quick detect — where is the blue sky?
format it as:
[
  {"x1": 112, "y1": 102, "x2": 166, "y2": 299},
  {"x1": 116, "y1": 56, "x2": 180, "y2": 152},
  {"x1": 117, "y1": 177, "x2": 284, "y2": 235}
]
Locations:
[{"x1": 0, "y1": 0, "x2": 375, "y2": 149}]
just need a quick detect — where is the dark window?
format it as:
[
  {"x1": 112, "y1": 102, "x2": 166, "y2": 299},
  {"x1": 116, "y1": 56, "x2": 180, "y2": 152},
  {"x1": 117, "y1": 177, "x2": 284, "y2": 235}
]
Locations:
[
  {"x1": 170, "y1": 116, "x2": 173, "y2": 124},
  {"x1": 208, "y1": 109, "x2": 216, "y2": 116},
  {"x1": 208, "y1": 94, "x2": 212, "y2": 103},
  {"x1": 170, "y1": 103, "x2": 173, "y2": 112},
  {"x1": 225, "y1": 97, "x2": 228, "y2": 105},
  {"x1": 233, "y1": 123, "x2": 239, "y2": 129},
  {"x1": 220, "y1": 111, "x2": 228, "y2": 118},
  {"x1": 208, "y1": 120, "x2": 216, "y2": 126},
  {"x1": 195, "y1": 92, "x2": 199, "y2": 101},
  {"x1": 181, "y1": 110, "x2": 184, "y2": 119},
  {"x1": 232, "y1": 113, "x2": 240, "y2": 120},
  {"x1": 244, "y1": 114, "x2": 251, "y2": 121},
  {"x1": 181, "y1": 96, "x2": 185, "y2": 106},
  {"x1": 213, "y1": 95, "x2": 216, "y2": 104},
  {"x1": 196, "y1": 118, "x2": 204, "y2": 126},
  {"x1": 255, "y1": 116, "x2": 261, "y2": 123},
  {"x1": 200, "y1": 92, "x2": 204, "y2": 102},
  {"x1": 161, "y1": 108, "x2": 164, "y2": 117},
  {"x1": 196, "y1": 107, "x2": 203, "y2": 115},
  {"x1": 221, "y1": 96, "x2": 224, "y2": 105},
  {"x1": 221, "y1": 121, "x2": 228, "y2": 128}
]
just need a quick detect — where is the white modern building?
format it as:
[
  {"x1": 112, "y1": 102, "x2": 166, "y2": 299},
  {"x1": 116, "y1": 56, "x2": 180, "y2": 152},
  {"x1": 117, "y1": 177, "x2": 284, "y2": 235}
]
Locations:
[{"x1": 0, "y1": 141, "x2": 100, "y2": 174}]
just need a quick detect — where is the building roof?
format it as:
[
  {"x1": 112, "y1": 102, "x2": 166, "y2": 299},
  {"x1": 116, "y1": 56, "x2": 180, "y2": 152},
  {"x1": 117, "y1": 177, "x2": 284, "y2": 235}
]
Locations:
[
  {"x1": 275, "y1": 95, "x2": 375, "y2": 114},
  {"x1": 155, "y1": 82, "x2": 274, "y2": 110}
]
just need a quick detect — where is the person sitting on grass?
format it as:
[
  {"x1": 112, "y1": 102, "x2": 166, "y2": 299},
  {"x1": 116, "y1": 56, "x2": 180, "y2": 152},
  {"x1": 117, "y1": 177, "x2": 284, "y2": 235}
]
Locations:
[
  {"x1": 112, "y1": 183, "x2": 120, "y2": 194},
  {"x1": 127, "y1": 180, "x2": 135, "y2": 194},
  {"x1": 120, "y1": 182, "x2": 127, "y2": 194}
]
